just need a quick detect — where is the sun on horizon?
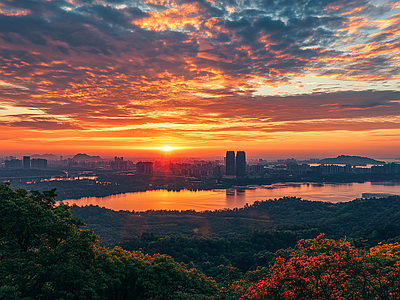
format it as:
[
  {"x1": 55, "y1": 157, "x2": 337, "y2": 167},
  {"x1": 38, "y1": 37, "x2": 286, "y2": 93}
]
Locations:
[{"x1": 161, "y1": 146, "x2": 173, "y2": 152}]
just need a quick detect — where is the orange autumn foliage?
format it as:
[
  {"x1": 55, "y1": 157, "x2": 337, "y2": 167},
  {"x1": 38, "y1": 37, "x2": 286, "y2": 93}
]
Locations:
[{"x1": 241, "y1": 234, "x2": 400, "y2": 300}]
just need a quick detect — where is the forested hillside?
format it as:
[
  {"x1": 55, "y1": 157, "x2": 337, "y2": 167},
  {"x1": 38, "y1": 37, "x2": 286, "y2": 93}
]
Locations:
[
  {"x1": 72, "y1": 195, "x2": 400, "y2": 247},
  {"x1": 72, "y1": 195, "x2": 400, "y2": 288},
  {"x1": 3, "y1": 183, "x2": 400, "y2": 299},
  {"x1": 0, "y1": 183, "x2": 216, "y2": 299}
]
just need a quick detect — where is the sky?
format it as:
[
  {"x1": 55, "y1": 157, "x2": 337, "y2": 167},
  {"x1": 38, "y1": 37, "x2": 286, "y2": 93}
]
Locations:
[{"x1": 0, "y1": 0, "x2": 400, "y2": 159}]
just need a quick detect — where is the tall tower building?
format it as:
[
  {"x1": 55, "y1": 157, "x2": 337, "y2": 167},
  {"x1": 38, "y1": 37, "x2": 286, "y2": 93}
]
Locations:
[
  {"x1": 225, "y1": 151, "x2": 235, "y2": 176},
  {"x1": 236, "y1": 151, "x2": 246, "y2": 177},
  {"x1": 23, "y1": 156, "x2": 30, "y2": 169}
]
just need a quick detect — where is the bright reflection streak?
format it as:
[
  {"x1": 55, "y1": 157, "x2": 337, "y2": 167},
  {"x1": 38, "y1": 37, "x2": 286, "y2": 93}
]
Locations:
[{"x1": 64, "y1": 182, "x2": 400, "y2": 212}]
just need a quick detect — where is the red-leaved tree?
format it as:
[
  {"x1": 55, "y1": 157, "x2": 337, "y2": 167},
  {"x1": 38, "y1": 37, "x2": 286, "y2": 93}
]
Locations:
[{"x1": 241, "y1": 234, "x2": 374, "y2": 300}]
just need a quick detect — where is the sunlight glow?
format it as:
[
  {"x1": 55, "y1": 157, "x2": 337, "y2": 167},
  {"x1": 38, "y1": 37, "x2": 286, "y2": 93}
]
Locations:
[{"x1": 161, "y1": 146, "x2": 173, "y2": 152}]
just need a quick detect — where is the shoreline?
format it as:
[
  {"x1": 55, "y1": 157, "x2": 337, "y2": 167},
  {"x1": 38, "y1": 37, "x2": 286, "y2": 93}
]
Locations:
[{"x1": 58, "y1": 179, "x2": 400, "y2": 202}]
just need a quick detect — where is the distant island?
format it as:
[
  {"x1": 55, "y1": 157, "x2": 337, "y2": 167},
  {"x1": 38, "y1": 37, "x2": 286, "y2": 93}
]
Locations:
[{"x1": 319, "y1": 155, "x2": 386, "y2": 166}]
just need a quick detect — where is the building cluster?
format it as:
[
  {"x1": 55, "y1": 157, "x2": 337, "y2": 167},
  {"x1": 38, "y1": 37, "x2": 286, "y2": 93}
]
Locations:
[
  {"x1": 169, "y1": 161, "x2": 223, "y2": 177},
  {"x1": 0, "y1": 155, "x2": 136, "y2": 170},
  {"x1": 0, "y1": 150, "x2": 247, "y2": 179},
  {"x1": 2, "y1": 152, "x2": 399, "y2": 180},
  {"x1": 62, "y1": 159, "x2": 109, "y2": 169},
  {"x1": 286, "y1": 161, "x2": 400, "y2": 176},
  {"x1": 164, "y1": 151, "x2": 248, "y2": 178},
  {"x1": 2, "y1": 156, "x2": 48, "y2": 169},
  {"x1": 110, "y1": 157, "x2": 130, "y2": 170},
  {"x1": 136, "y1": 161, "x2": 154, "y2": 174},
  {"x1": 371, "y1": 163, "x2": 400, "y2": 174},
  {"x1": 56, "y1": 157, "x2": 134, "y2": 170}
]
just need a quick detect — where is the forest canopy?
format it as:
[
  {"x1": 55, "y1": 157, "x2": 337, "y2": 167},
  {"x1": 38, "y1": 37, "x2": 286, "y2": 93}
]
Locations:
[
  {"x1": 0, "y1": 183, "x2": 216, "y2": 299},
  {"x1": 2, "y1": 183, "x2": 400, "y2": 300}
]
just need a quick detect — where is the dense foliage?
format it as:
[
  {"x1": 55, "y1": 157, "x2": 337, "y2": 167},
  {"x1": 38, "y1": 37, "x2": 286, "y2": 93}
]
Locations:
[
  {"x1": 241, "y1": 234, "x2": 400, "y2": 300},
  {"x1": 72, "y1": 195, "x2": 400, "y2": 247},
  {"x1": 116, "y1": 231, "x2": 313, "y2": 277},
  {"x1": 3, "y1": 183, "x2": 400, "y2": 300},
  {"x1": 0, "y1": 183, "x2": 217, "y2": 299}
]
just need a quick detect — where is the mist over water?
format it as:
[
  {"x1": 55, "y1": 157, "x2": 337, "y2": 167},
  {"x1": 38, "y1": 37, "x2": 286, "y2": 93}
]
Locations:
[{"x1": 64, "y1": 181, "x2": 400, "y2": 212}]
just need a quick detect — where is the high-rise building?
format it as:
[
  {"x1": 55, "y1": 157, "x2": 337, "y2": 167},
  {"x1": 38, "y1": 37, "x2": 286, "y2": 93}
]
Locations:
[
  {"x1": 23, "y1": 156, "x2": 30, "y2": 169},
  {"x1": 136, "y1": 162, "x2": 154, "y2": 174},
  {"x1": 111, "y1": 156, "x2": 127, "y2": 170},
  {"x1": 225, "y1": 151, "x2": 235, "y2": 176},
  {"x1": 31, "y1": 158, "x2": 47, "y2": 169},
  {"x1": 236, "y1": 151, "x2": 246, "y2": 177},
  {"x1": 5, "y1": 159, "x2": 22, "y2": 169}
]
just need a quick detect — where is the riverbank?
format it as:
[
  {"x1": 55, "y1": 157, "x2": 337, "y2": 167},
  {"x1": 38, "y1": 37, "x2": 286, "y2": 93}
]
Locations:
[
  {"x1": 64, "y1": 181, "x2": 400, "y2": 213},
  {"x1": 3, "y1": 169, "x2": 400, "y2": 201}
]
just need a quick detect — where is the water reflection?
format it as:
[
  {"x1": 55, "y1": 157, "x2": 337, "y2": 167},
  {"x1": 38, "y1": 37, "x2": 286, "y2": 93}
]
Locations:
[{"x1": 64, "y1": 181, "x2": 400, "y2": 212}]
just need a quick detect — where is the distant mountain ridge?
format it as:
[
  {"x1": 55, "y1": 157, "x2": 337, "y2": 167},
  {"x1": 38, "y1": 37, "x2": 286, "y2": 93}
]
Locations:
[
  {"x1": 72, "y1": 153, "x2": 104, "y2": 162},
  {"x1": 319, "y1": 155, "x2": 386, "y2": 166}
]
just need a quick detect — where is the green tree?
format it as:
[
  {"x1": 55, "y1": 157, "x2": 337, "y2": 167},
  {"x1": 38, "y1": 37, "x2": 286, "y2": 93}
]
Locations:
[
  {"x1": 95, "y1": 246, "x2": 217, "y2": 300},
  {"x1": 0, "y1": 183, "x2": 100, "y2": 299},
  {"x1": 0, "y1": 183, "x2": 218, "y2": 300}
]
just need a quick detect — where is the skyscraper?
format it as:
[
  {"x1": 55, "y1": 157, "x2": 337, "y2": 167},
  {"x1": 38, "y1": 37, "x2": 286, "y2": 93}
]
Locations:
[
  {"x1": 225, "y1": 151, "x2": 235, "y2": 176},
  {"x1": 23, "y1": 156, "x2": 30, "y2": 169},
  {"x1": 236, "y1": 151, "x2": 246, "y2": 177}
]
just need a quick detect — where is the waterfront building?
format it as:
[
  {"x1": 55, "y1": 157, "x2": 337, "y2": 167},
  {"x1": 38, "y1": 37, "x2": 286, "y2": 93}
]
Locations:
[
  {"x1": 236, "y1": 151, "x2": 246, "y2": 177},
  {"x1": 225, "y1": 151, "x2": 235, "y2": 176}
]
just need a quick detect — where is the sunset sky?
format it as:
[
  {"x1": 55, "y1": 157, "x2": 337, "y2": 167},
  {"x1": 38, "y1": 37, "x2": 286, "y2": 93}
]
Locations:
[{"x1": 1, "y1": 0, "x2": 400, "y2": 159}]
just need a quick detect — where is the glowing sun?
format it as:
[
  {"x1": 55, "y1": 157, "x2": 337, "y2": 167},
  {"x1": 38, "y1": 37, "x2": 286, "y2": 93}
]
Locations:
[{"x1": 161, "y1": 145, "x2": 173, "y2": 152}]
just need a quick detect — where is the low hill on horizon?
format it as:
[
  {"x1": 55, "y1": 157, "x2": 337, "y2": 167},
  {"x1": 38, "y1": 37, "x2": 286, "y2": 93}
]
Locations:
[{"x1": 319, "y1": 155, "x2": 386, "y2": 166}]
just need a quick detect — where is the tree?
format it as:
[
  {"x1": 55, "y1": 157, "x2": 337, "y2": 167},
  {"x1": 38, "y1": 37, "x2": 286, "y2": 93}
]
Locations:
[
  {"x1": 95, "y1": 246, "x2": 217, "y2": 300},
  {"x1": 0, "y1": 183, "x2": 100, "y2": 299},
  {"x1": 0, "y1": 183, "x2": 218, "y2": 299},
  {"x1": 241, "y1": 234, "x2": 372, "y2": 300},
  {"x1": 368, "y1": 243, "x2": 400, "y2": 299}
]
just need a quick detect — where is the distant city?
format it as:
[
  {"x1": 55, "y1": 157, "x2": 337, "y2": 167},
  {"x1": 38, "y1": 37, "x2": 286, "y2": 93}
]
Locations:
[
  {"x1": 2, "y1": 152, "x2": 400, "y2": 201},
  {"x1": 1, "y1": 152, "x2": 400, "y2": 177}
]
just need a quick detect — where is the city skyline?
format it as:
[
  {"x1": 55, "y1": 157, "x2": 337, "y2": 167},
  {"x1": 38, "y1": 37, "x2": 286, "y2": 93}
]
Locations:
[
  {"x1": 0, "y1": 0, "x2": 400, "y2": 158},
  {"x1": 1, "y1": 151, "x2": 396, "y2": 164}
]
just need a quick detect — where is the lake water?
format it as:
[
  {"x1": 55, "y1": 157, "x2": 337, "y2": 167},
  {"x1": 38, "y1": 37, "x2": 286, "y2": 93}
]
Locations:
[{"x1": 64, "y1": 181, "x2": 400, "y2": 212}]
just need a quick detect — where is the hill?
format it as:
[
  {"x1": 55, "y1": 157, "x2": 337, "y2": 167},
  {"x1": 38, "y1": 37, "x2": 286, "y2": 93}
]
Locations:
[
  {"x1": 72, "y1": 195, "x2": 400, "y2": 247},
  {"x1": 319, "y1": 155, "x2": 386, "y2": 166},
  {"x1": 4, "y1": 182, "x2": 400, "y2": 300},
  {"x1": 72, "y1": 195, "x2": 400, "y2": 280},
  {"x1": 72, "y1": 153, "x2": 104, "y2": 162}
]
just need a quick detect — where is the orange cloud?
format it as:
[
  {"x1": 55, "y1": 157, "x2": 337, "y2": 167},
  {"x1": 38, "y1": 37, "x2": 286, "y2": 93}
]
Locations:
[
  {"x1": 1, "y1": 0, "x2": 400, "y2": 157},
  {"x1": 132, "y1": 3, "x2": 204, "y2": 31}
]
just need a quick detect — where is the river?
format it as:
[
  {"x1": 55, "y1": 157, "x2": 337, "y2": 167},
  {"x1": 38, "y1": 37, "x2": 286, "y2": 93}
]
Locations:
[{"x1": 63, "y1": 181, "x2": 400, "y2": 212}]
